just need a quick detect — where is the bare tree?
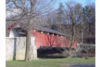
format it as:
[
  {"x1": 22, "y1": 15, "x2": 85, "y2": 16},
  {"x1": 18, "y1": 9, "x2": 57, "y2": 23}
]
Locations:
[
  {"x1": 6, "y1": 0, "x2": 56, "y2": 61},
  {"x1": 59, "y1": 1, "x2": 87, "y2": 57}
]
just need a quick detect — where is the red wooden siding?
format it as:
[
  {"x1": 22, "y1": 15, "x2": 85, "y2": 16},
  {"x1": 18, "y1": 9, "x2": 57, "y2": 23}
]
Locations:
[
  {"x1": 7, "y1": 22, "x2": 77, "y2": 50},
  {"x1": 31, "y1": 30, "x2": 77, "y2": 50}
]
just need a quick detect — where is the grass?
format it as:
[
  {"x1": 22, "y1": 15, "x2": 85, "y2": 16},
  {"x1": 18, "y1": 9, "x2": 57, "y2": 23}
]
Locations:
[{"x1": 6, "y1": 57, "x2": 95, "y2": 67}]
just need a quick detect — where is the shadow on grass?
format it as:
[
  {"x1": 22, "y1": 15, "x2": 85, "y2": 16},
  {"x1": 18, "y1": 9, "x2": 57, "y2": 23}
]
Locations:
[
  {"x1": 38, "y1": 56, "x2": 66, "y2": 59},
  {"x1": 13, "y1": 60, "x2": 25, "y2": 62}
]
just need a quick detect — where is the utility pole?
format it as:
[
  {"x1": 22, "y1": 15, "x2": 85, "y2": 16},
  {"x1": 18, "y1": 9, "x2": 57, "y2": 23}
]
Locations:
[{"x1": 82, "y1": 32, "x2": 83, "y2": 44}]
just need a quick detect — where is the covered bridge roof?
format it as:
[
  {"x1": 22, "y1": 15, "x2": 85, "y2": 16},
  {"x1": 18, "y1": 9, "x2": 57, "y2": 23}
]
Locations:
[
  {"x1": 7, "y1": 22, "x2": 70, "y2": 37},
  {"x1": 36, "y1": 27, "x2": 66, "y2": 37}
]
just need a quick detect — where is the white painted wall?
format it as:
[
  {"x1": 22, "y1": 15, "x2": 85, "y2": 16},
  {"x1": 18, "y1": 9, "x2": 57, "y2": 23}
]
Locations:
[
  {"x1": 31, "y1": 37, "x2": 37, "y2": 60},
  {"x1": 9, "y1": 29, "x2": 14, "y2": 37},
  {"x1": 6, "y1": 38, "x2": 14, "y2": 60},
  {"x1": 9, "y1": 28, "x2": 20, "y2": 37},
  {"x1": 6, "y1": 37, "x2": 37, "y2": 61}
]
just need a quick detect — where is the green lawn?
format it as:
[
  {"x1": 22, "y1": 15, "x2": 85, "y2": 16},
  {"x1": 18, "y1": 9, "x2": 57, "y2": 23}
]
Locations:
[{"x1": 6, "y1": 57, "x2": 95, "y2": 67}]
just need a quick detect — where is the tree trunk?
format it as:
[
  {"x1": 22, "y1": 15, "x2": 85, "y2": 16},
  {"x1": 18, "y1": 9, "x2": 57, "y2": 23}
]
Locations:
[
  {"x1": 25, "y1": 17, "x2": 32, "y2": 61},
  {"x1": 68, "y1": 48, "x2": 72, "y2": 58},
  {"x1": 68, "y1": 41, "x2": 74, "y2": 58},
  {"x1": 25, "y1": 30, "x2": 32, "y2": 61},
  {"x1": 25, "y1": 0, "x2": 37, "y2": 61}
]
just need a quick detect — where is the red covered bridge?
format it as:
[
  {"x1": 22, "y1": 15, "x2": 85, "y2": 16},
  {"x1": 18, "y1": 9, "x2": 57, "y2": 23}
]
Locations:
[{"x1": 7, "y1": 23, "x2": 77, "y2": 50}]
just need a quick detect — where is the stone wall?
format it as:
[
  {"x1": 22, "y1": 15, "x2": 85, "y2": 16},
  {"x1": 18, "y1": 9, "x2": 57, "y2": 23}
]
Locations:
[
  {"x1": 6, "y1": 37, "x2": 37, "y2": 61},
  {"x1": 76, "y1": 43, "x2": 95, "y2": 52},
  {"x1": 76, "y1": 43, "x2": 95, "y2": 57},
  {"x1": 6, "y1": 38, "x2": 14, "y2": 60}
]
